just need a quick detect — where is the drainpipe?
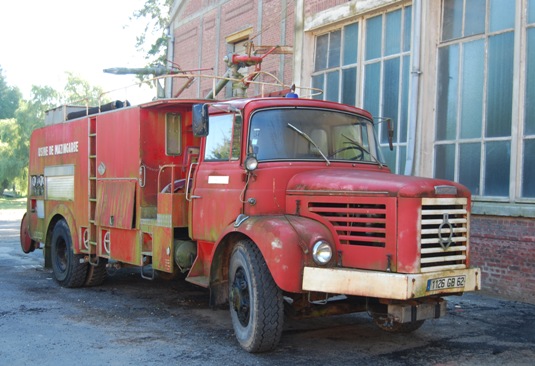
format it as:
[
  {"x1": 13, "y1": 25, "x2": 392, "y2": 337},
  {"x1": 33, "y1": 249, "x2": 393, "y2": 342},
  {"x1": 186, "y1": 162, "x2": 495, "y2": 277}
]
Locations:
[
  {"x1": 404, "y1": 0, "x2": 422, "y2": 176},
  {"x1": 166, "y1": 26, "x2": 174, "y2": 99},
  {"x1": 293, "y1": 0, "x2": 304, "y2": 90}
]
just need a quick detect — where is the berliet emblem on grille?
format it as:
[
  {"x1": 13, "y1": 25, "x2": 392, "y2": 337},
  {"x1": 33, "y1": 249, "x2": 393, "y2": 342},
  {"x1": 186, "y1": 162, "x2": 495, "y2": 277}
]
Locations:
[{"x1": 438, "y1": 213, "x2": 454, "y2": 250}]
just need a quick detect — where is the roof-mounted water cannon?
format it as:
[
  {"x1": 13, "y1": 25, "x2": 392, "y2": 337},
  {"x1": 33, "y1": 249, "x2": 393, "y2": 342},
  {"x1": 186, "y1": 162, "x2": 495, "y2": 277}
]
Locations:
[
  {"x1": 103, "y1": 64, "x2": 212, "y2": 98},
  {"x1": 205, "y1": 41, "x2": 292, "y2": 99}
]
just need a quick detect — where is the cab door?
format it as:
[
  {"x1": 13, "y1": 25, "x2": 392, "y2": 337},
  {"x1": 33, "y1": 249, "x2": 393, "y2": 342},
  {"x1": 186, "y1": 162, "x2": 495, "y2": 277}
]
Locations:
[{"x1": 190, "y1": 113, "x2": 244, "y2": 242}]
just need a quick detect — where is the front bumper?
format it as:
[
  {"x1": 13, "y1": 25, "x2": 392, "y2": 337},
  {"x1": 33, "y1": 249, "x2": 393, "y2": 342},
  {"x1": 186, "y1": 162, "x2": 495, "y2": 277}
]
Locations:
[{"x1": 302, "y1": 266, "x2": 481, "y2": 300}]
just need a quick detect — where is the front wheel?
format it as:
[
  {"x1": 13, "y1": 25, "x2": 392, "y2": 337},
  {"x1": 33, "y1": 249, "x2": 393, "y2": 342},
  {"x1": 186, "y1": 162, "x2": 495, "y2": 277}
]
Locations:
[
  {"x1": 229, "y1": 240, "x2": 284, "y2": 353},
  {"x1": 51, "y1": 220, "x2": 88, "y2": 288}
]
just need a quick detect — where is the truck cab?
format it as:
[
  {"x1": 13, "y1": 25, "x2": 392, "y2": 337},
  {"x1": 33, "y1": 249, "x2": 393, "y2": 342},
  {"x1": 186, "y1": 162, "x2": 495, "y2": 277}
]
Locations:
[{"x1": 189, "y1": 97, "x2": 479, "y2": 351}]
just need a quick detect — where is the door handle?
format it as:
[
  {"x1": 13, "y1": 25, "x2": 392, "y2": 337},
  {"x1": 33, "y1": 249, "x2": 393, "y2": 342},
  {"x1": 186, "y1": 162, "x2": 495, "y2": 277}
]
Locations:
[{"x1": 186, "y1": 162, "x2": 199, "y2": 201}]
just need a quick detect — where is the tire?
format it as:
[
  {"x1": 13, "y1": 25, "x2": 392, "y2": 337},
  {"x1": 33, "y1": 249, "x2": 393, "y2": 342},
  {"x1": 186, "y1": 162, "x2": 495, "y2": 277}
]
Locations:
[
  {"x1": 85, "y1": 258, "x2": 108, "y2": 286},
  {"x1": 372, "y1": 314, "x2": 425, "y2": 333},
  {"x1": 229, "y1": 240, "x2": 284, "y2": 353},
  {"x1": 50, "y1": 220, "x2": 88, "y2": 288}
]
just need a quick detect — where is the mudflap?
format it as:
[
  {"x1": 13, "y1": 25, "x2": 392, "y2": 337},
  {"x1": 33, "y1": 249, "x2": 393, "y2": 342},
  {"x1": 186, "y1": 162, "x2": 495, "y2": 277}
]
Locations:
[{"x1": 20, "y1": 213, "x2": 38, "y2": 253}]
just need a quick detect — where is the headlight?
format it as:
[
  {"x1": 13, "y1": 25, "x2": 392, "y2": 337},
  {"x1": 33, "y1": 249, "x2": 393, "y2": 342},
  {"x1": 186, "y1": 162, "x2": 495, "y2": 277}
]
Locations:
[
  {"x1": 312, "y1": 240, "x2": 333, "y2": 265},
  {"x1": 245, "y1": 155, "x2": 258, "y2": 172}
]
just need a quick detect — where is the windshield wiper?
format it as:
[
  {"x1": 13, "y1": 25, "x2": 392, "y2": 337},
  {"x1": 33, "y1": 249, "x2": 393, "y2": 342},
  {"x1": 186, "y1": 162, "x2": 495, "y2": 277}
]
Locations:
[
  {"x1": 287, "y1": 123, "x2": 330, "y2": 166},
  {"x1": 341, "y1": 133, "x2": 383, "y2": 168}
]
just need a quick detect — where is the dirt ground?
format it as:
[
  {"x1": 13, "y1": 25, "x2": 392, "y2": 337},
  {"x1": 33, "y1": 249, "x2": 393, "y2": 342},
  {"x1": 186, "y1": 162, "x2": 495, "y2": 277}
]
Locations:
[{"x1": 1, "y1": 208, "x2": 534, "y2": 365}]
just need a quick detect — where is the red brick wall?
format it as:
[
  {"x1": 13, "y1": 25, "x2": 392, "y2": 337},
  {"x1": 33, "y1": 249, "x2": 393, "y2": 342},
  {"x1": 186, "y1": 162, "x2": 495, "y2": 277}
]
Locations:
[
  {"x1": 470, "y1": 215, "x2": 535, "y2": 304},
  {"x1": 304, "y1": 0, "x2": 349, "y2": 17},
  {"x1": 171, "y1": 0, "x2": 295, "y2": 99}
]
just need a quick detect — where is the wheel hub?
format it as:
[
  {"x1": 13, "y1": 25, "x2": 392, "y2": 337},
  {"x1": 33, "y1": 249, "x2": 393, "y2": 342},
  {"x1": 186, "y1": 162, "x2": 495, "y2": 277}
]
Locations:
[{"x1": 230, "y1": 268, "x2": 250, "y2": 326}]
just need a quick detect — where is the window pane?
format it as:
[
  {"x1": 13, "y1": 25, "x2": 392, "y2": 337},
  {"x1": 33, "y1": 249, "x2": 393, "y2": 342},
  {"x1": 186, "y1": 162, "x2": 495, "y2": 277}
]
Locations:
[
  {"x1": 442, "y1": 0, "x2": 463, "y2": 41},
  {"x1": 403, "y1": 6, "x2": 412, "y2": 52},
  {"x1": 435, "y1": 144, "x2": 455, "y2": 181},
  {"x1": 385, "y1": 9, "x2": 402, "y2": 56},
  {"x1": 382, "y1": 58, "x2": 400, "y2": 144},
  {"x1": 326, "y1": 71, "x2": 340, "y2": 102},
  {"x1": 231, "y1": 115, "x2": 242, "y2": 160},
  {"x1": 343, "y1": 23, "x2": 358, "y2": 65},
  {"x1": 459, "y1": 143, "x2": 481, "y2": 195},
  {"x1": 465, "y1": 0, "x2": 486, "y2": 36},
  {"x1": 399, "y1": 145, "x2": 407, "y2": 175},
  {"x1": 490, "y1": 0, "x2": 515, "y2": 32},
  {"x1": 328, "y1": 30, "x2": 341, "y2": 68},
  {"x1": 486, "y1": 32, "x2": 514, "y2": 138},
  {"x1": 436, "y1": 45, "x2": 459, "y2": 141},
  {"x1": 522, "y1": 139, "x2": 535, "y2": 197},
  {"x1": 205, "y1": 115, "x2": 233, "y2": 161},
  {"x1": 312, "y1": 74, "x2": 323, "y2": 100},
  {"x1": 526, "y1": 28, "x2": 535, "y2": 135},
  {"x1": 530, "y1": 0, "x2": 535, "y2": 23},
  {"x1": 460, "y1": 40, "x2": 484, "y2": 139},
  {"x1": 315, "y1": 34, "x2": 328, "y2": 71},
  {"x1": 485, "y1": 141, "x2": 510, "y2": 196},
  {"x1": 364, "y1": 62, "x2": 381, "y2": 117},
  {"x1": 342, "y1": 67, "x2": 357, "y2": 105},
  {"x1": 366, "y1": 15, "x2": 382, "y2": 60},
  {"x1": 165, "y1": 113, "x2": 181, "y2": 155},
  {"x1": 400, "y1": 55, "x2": 410, "y2": 143},
  {"x1": 382, "y1": 146, "x2": 396, "y2": 171}
]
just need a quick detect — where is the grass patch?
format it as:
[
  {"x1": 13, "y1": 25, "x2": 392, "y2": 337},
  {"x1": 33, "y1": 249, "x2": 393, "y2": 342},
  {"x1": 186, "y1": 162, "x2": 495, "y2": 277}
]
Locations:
[{"x1": 0, "y1": 196, "x2": 26, "y2": 210}]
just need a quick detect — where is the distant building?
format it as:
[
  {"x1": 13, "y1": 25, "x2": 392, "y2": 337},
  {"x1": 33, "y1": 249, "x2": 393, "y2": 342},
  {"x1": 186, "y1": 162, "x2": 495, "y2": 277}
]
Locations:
[{"x1": 169, "y1": 0, "x2": 535, "y2": 304}]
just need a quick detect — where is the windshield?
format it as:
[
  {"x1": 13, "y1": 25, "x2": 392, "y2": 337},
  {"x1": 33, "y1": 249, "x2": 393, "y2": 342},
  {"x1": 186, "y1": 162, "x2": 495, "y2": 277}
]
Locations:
[{"x1": 248, "y1": 108, "x2": 384, "y2": 164}]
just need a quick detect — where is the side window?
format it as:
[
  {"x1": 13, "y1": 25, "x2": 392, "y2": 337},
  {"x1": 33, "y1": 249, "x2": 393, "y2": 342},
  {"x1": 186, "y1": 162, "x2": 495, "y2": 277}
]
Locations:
[
  {"x1": 165, "y1": 113, "x2": 181, "y2": 156},
  {"x1": 204, "y1": 114, "x2": 241, "y2": 161}
]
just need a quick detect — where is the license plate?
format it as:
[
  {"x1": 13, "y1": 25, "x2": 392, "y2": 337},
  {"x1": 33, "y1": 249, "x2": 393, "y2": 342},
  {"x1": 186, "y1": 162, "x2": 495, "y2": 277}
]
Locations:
[{"x1": 427, "y1": 275, "x2": 466, "y2": 291}]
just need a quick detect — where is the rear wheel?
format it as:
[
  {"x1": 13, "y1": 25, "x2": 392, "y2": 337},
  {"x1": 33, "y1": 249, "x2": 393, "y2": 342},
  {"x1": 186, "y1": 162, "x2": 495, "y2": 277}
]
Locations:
[
  {"x1": 51, "y1": 220, "x2": 88, "y2": 288},
  {"x1": 85, "y1": 258, "x2": 108, "y2": 286},
  {"x1": 229, "y1": 240, "x2": 284, "y2": 353}
]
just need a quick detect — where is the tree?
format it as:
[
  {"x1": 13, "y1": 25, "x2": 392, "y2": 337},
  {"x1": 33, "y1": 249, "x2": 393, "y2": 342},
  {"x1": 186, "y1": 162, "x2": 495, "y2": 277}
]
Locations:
[
  {"x1": 131, "y1": 0, "x2": 173, "y2": 66},
  {"x1": 0, "y1": 118, "x2": 24, "y2": 191},
  {"x1": 0, "y1": 66, "x2": 22, "y2": 119},
  {"x1": 4, "y1": 74, "x2": 107, "y2": 194},
  {"x1": 62, "y1": 72, "x2": 108, "y2": 106}
]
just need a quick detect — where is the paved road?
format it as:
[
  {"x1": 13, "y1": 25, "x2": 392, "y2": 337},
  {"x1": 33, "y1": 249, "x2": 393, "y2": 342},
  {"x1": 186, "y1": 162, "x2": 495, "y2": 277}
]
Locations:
[{"x1": 1, "y1": 209, "x2": 534, "y2": 365}]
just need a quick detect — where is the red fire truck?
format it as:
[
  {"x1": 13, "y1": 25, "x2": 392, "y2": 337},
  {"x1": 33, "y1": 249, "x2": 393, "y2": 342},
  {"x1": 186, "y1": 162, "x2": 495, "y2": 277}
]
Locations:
[{"x1": 20, "y1": 91, "x2": 480, "y2": 352}]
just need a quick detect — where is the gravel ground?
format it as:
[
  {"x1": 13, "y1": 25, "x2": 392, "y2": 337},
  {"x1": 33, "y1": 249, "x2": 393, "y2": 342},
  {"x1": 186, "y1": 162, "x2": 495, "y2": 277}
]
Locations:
[{"x1": 1, "y1": 208, "x2": 535, "y2": 365}]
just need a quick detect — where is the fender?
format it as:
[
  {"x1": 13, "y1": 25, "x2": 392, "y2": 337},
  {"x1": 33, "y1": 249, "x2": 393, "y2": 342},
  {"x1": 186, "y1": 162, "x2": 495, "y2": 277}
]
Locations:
[
  {"x1": 214, "y1": 215, "x2": 335, "y2": 293},
  {"x1": 45, "y1": 203, "x2": 79, "y2": 253}
]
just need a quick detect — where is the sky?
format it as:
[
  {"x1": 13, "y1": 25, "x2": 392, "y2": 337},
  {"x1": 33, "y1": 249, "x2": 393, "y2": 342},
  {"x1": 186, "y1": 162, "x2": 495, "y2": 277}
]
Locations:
[{"x1": 0, "y1": 0, "x2": 155, "y2": 105}]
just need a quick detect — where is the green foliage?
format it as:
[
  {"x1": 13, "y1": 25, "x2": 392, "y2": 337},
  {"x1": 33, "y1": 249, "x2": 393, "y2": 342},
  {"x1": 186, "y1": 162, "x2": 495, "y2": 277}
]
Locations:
[
  {"x1": 0, "y1": 66, "x2": 109, "y2": 193},
  {"x1": 0, "y1": 196, "x2": 26, "y2": 209},
  {"x1": 0, "y1": 118, "x2": 24, "y2": 191},
  {"x1": 0, "y1": 66, "x2": 22, "y2": 119},
  {"x1": 131, "y1": 0, "x2": 173, "y2": 66},
  {"x1": 63, "y1": 72, "x2": 109, "y2": 105}
]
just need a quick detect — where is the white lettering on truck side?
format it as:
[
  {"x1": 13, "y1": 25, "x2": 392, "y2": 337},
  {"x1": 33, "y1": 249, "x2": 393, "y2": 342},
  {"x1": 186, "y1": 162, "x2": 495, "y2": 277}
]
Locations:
[{"x1": 37, "y1": 141, "x2": 79, "y2": 157}]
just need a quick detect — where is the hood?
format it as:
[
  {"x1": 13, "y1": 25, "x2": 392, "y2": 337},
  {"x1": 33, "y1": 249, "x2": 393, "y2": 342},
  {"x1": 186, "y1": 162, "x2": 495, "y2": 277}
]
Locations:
[{"x1": 286, "y1": 168, "x2": 470, "y2": 198}]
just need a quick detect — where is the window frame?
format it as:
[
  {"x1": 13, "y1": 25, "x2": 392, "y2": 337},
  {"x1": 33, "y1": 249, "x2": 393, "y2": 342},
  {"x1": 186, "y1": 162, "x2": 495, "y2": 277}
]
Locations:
[
  {"x1": 433, "y1": 0, "x2": 535, "y2": 207},
  {"x1": 309, "y1": 3, "x2": 413, "y2": 175}
]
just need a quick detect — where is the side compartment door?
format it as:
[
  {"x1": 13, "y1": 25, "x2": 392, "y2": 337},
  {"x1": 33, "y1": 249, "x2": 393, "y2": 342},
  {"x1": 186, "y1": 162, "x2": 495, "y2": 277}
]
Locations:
[{"x1": 190, "y1": 113, "x2": 243, "y2": 242}]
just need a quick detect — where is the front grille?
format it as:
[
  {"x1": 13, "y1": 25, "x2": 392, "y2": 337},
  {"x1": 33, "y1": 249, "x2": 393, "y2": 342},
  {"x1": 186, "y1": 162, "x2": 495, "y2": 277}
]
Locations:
[
  {"x1": 420, "y1": 198, "x2": 468, "y2": 273},
  {"x1": 308, "y1": 202, "x2": 387, "y2": 247}
]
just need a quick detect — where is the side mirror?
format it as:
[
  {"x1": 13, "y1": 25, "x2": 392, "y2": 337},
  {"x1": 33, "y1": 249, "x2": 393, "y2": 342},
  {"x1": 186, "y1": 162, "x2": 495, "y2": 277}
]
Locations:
[
  {"x1": 192, "y1": 104, "x2": 209, "y2": 137},
  {"x1": 387, "y1": 118, "x2": 394, "y2": 151},
  {"x1": 374, "y1": 116, "x2": 395, "y2": 151}
]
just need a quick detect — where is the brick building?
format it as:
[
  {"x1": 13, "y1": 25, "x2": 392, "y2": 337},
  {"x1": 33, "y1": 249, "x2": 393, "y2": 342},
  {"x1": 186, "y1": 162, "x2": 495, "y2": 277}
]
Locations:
[{"x1": 169, "y1": 0, "x2": 535, "y2": 304}]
